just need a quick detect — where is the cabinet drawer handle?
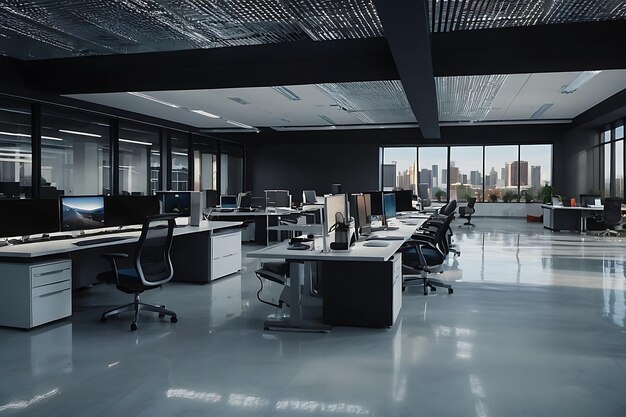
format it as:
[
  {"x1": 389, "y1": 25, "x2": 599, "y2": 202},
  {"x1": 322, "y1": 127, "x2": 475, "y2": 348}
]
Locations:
[
  {"x1": 35, "y1": 268, "x2": 70, "y2": 277},
  {"x1": 39, "y1": 289, "x2": 69, "y2": 297}
]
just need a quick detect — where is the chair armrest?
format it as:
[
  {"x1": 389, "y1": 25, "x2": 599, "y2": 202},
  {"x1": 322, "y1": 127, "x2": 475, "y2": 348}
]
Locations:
[
  {"x1": 410, "y1": 233, "x2": 435, "y2": 242},
  {"x1": 100, "y1": 253, "x2": 129, "y2": 284}
]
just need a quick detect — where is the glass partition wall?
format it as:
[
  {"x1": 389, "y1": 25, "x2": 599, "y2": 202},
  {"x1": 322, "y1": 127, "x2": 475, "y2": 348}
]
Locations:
[
  {"x1": 0, "y1": 98, "x2": 32, "y2": 199},
  {"x1": 118, "y1": 122, "x2": 161, "y2": 195}
]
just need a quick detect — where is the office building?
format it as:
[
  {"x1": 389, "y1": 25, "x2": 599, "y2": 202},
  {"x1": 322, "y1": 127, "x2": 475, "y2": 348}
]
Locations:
[
  {"x1": 1, "y1": 2, "x2": 625, "y2": 416},
  {"x1": 419, "y1": 168, "x2": 432, "y2": 188}
]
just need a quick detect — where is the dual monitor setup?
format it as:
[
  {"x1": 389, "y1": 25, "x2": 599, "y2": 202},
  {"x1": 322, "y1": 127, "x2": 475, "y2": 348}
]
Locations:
[
  {"x1": 218, "y1": 190, "x2": 292, "y2": 211},
  {"x1": 0, "y1": 191, "x2": 198, "y2": 241}
]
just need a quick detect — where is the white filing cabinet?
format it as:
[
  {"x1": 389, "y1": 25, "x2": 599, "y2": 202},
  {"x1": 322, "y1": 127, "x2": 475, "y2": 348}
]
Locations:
[
  {"x1": 0, "y1": 259, "x2": 72, "y2": 329},
  {"x1": 391, "y1": 253, "x2": 403, "y2": 325},
  {"x1": 210, "y1": 230, "x2": 242, "y2": 280}
]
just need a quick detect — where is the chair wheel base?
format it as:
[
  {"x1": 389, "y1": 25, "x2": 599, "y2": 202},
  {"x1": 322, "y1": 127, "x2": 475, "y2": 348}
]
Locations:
[
  {"x1": 130, "y1": 322, "x2": 138, "y2": 331},
  {"x1": 448, "y1": 288, "x2": 454, "y2": 294},
  {"x1": 171, "y1": 316, "x2": 178, "y2": 323}
]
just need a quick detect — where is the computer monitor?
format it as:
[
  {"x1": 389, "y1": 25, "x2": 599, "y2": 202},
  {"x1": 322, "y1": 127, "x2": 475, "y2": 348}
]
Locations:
[
  {"x1": 60, "y1": 195, "x2": 105, "y2": 231},
  {"x1": 303, "y1": 190, "x2": 317, "y2": 204},
  {"x1": 363, "y1": 193, "x2": 372, "y2": 223},
  {"x1": 266, "y1": 190, "x2": 291, "y2": 208},
  {"x1": 220, "y1": 195, "x2": 237, "y2": 209},
  {"x1": 251, "y1": 196, "x2": 266, "y2": 209},
  {"x1": 0, "y1": 199, "x2": 59, "y2": 238},
  {"x1": 383, "y1": 193, "x2": 396, "y2": 225},
  {"x1": 580, "y1": 194, "x2": 600, "y2": 207},
  {"x1": 205, "y1": 190, "x2": 219, "y2": 208},
  {"x1": 363, "y1": 191, "x2": 383, "y2": 216},
  {"x1": 237, "y1": 192, "x2": 252, "y2": 208},
  {"x1": 104, "y1": 195, "x2": 160, "y2": 227},
  {"x1": 331, "y1": 184, "x2": 342, "y2": 195},
  {"x1": 394, "y1": 190, "x2": 414, "y2": 212},
  {"x1": 158, "y1": 191, "x2": 191, "y2": 217},
  {"x1": 324, "y1": 194, "x2": 348, "y2": 235}
]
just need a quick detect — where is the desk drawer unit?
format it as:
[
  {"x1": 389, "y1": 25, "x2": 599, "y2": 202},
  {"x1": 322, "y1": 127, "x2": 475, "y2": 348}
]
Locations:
[
  {"x1": 211, "y1": 231, "x2": 242, "y2": 280},
  {"x1": 0, "y1": 259, "x2": 72, "y2": 329},
  {"x1": 321, "y1": 252, "x2": 402, "y2": 328}
]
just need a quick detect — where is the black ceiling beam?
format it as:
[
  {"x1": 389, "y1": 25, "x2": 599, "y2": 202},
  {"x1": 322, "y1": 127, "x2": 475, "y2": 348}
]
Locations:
[
  {"x1": 19, "y1": 20, "x2": 626, "y2": 96},
  {"x1": 572, "y1": 88, "x2": 626, "y2": 129},
  {"x1": 373, "y1": 0, "x2": 440, "y2": 139},
  {"x1": 22, "y1": 38, "x2": 399, "y2": 94},
  {"x1": 432, "y1": 20, "x2": 626, "y2": 76}
]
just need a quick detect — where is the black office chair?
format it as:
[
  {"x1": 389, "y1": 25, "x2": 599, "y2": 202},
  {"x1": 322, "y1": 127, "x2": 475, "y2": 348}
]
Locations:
[
  {"x1": 97, "y1": 214, "x2": 178, "y2": 331},
  {"x1": 255, "y1": 262, "x2": 291, "y2": 308},
  {"x1": 458, "y1": 197, "x2": 476, "y2": 228},
  {"x1": 596, "y1": 197, "x2": 623, "y2": 237},
  {"x1": 401, "y1": 213, "x2": 455, "y2": 295}
]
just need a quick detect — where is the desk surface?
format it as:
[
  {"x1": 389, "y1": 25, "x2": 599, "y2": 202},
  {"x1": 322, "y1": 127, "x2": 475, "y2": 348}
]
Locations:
[
  {"x1": 541, "y1": 205, "x2": 601, "y2": 211},
  {"x1": 247, "y1": 221, "x2": 421, "y2": 263},
  {"x1": 0, "y1": 221, "x2": 242, "y2": 259}
]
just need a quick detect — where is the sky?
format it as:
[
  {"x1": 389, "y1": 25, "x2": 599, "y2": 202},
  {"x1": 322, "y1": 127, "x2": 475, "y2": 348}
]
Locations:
[{"x1": 383, "y1": 145, "x2": 553, "y2": 184}]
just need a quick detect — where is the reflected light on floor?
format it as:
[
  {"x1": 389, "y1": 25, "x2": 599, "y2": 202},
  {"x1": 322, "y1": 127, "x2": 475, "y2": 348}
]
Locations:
[{"x1": 0, "y1": 389, "x2": 59, "y2": 412}]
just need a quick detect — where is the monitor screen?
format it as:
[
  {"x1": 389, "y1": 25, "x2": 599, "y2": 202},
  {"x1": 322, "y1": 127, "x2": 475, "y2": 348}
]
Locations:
[
  {"x1": 394, "y1": 190, "x2": 414, "y2": 212},
  {"x1": 221, "y1": 195, "x2": 237, "y2": 209},
  {"x1": 331, "y1": 184, "x2": 342, "y2": 195},
  {"x1": 160, "y1": 192, "x2": 191, "y2": 217},
  {"x1": 105, "y1": 195, "x2": 160, "y2": 227},
  {"x1": 237, "y1": 192, "x2": 252, "y2": 208},
  {"x1": 266, "y1": 190, "x2": 290, "y2": 208},
  {"x1": 363, "y1": 193, "x2": 372, "y2": 222},
  {"x1": 0, "y1": 199, "x2": 59, "y2": 238},
  {"x1": 303, "y1": 190, "x2": 317, "y2": 204},
  {"x1": 383, "y1": 193, "x2": 396, "y2": 222},
  {"x1": 324, "y1": 194, "x2": 348, "y2": 235},
  {"x1": 363, "y1": 191, "x2": 383, "y2": 215},
  {"x1": 251, "y1": 196, "x2": 266, "y2": 209},
  {"x1": 60, "y1": 195, "x2": 105, "y2": 231}
]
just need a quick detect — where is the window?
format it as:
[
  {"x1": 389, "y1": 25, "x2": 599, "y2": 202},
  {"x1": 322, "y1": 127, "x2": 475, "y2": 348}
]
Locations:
[
  {"x1": 382, "y1": 147, "x2": 417, "y2": 193},
  {"x1": 0, "y1": 98, "x2": 32, "y2": 199},
  {"x1": 449, "y1": 146, "x2": 483, "y2": 202},
  {"x1": 418, "y1": 147, "x2": 448, "y2": 202},
  {"x1": 520, "y1": 145, "x2": 551, "y2": 203},
  {"x1": 41, "y1": 107, "x2": 110, "y2": 197},
  {"x1": 170, "y1": 134, "x2": 189, "y2": 191},
  {"x1": 119, "y1": 122, "x2": 161, "y2": 195},
  {"x1": 484, "y1": 145, "x2": 519, "y2": 202}
]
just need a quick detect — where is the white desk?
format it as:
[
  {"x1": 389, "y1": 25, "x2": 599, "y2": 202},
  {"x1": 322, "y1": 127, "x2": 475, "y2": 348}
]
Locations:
[
  {"x1": 247, "y1": 221, "x2": 422, "y2": 332},
  {"x1": 0, "y1": 221, "x2": 242, "y2": 329}
]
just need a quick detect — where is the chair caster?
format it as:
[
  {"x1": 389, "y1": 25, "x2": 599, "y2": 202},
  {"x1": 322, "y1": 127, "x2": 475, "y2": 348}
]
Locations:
[
  {"x1": 448, "y1": 288, "x2": 454, "y2": 294},
  {"x1": 100, "y1": 317, "x2": 107, "y2": 323},
  {"x1": 170, "y1": 316, "x2": 178, "y2": 323},
  {"x1": 130, "y1": 322, "x2": 138, "y2": 331}
]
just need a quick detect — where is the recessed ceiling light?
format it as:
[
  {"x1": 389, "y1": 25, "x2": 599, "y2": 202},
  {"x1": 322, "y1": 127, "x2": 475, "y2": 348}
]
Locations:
[
  {"x1": 42, "y1": 136, "x2": 63, "y2": 141},
  {"x1": 228, "y1": 97, "x2": 249, "y2": 105},
  {"x1": 127, "y1": 92, "x2": 181, "y2": 108},
  {"x1": 272, "y1": 86, "x2": 301, "y2": 101},
  {"x1": 318, "y1": 114, "x2": 336, "y2": 125},
  {"x1": 226, "y1": 120, "x2": 256, "y2": 129},
  {"x1": 561, "y1": 71, "x2": 601, "y2": 94},
  {"x1": 0, "y1": 131, "x2": 30, "y2": 138},
  {"x1": 59, "y1": 129, "x2": 102, "y2": 138},
  {"x1": 191, "y1": 109, "x2": 221, "y2": 119},
  {"x1": 119, "y1": 138, "x2": 153, "y2": 146},
  {"x1": 530, "y1": 103, "x2": 553, "y2": 119}
]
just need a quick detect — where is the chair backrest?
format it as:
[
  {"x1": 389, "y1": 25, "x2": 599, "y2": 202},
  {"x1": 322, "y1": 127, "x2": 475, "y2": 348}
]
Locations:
[
  {"x1": 467, "y1": 197, "x2": 477, "y2": 209},
  {"x1": 603, "y1": 197, "x2": 623, "y2": 226},
  {"x1": 441, "y1": 200, "x2": 457, "y2": 215},
  {"x1": 433, "y1": 213, "x2": 455, "y2": 255},
  {"x1": 134, "y1": 214, "x2": 177, "y2": 287}
]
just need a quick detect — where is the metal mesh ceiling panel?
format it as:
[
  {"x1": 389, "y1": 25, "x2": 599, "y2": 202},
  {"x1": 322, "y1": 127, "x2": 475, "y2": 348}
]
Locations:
[
  {"x1": 315, "y1": 81, "x2": 414, "y2": 124},
  {"x1": 436, "y1": 75, "x2": 508, "y2": 121},
  {"x1": 0, "y1": 0, "x2": 381, "y2": 60},
  {"x1": 428, "y1": 0, "x2": 626, "y2": 32}
]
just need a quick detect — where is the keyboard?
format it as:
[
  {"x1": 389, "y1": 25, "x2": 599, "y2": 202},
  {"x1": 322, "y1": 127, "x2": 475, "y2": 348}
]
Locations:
[
  {"x1": 73, "y1": 236, "x2": 132, "y2": 246},
  {"x1": 366, "y1": 235, "x2": 405, "y2": 241}
]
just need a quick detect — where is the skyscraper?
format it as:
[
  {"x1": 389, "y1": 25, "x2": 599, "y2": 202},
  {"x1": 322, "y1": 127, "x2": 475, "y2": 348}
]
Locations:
[
  {"x1": 470, "y1": 170, "x2": 482, "y2": 186},
  {"x1": 432, "y1": 164, "x2": 439, "y2": 188},
  {"x1": 420, "y1": 169, "x2": 432, "y2": 188},
  {"x1": 449, "y1": 167, "x2": 459, "y2": 184},
  {"x1": 489, "y1": 167, "x2": 498, "y2": 186},
  {"x1": 511, "y1": 161, "x2": 529, "y2": 186},
  {"x1": 531, "y1": 166, "x2": 541, "y2": 188}
]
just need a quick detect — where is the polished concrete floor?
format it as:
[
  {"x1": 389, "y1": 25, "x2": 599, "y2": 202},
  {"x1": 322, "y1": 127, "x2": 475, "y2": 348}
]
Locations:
[{"x1": 1, "y1": 218, "x2": 626, "y2": 416}]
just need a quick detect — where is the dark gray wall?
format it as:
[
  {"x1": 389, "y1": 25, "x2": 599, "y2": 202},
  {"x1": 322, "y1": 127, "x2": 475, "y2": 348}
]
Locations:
[
  {"x1": 553, "y1": 128, "x2": 599, "y2": 200},
  {"x1": 245, "y1": 142, "x2": 379, "y2": 201}
]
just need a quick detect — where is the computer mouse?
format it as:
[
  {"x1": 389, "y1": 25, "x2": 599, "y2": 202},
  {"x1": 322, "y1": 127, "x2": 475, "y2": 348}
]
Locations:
[{"x1": 363, "y1": 241, "x2": 390, "y2": 247}]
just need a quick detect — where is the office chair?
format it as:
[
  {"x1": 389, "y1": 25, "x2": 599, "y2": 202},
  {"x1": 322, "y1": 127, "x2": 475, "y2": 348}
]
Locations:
[
  {"x1": 458, "y1": 197, "x2": 476, "y2": 228},
  {"x1": 97, "y1": 214, "x2": 178, "y2": 331},
  {"x1": 595, "y1": 197, "x2": 623, "y2": 237},
  {"x1": 255, "y1": 262, "x2": 291, "y2": 308},
  {"x1": 401, "y1": 213, "x2": 455, "y2": 295}
]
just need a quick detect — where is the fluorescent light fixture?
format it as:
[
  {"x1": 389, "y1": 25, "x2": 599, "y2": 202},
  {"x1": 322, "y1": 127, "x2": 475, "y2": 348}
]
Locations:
[
  {"x1": 317, "y1": 114, "x2": 336, "y2": 125},
  {"x1": 226, "y1": 120, "x2": 256, "y2": 129},
  {"x1": 172, "y1": 151, "x2": 188, "y2": 157},
  {"x1": 228, "y1": 97, "x2": 249, "y2": 105},
  {"x1": 561, "y1": 71, "x2": 601, "y2": 94},
  {"x1": 0, "y1": 131, "x2": 30, "y2": 138},
  {"x1": 272, "y1": 86, "x2": 301, "y2": 101},
  {"x1": 119, "y1": 138, "x2": 153, "y2": 146},
  {"x1": 191, "y1": 109, "x2": 220, "y2": 119},
  {"x1": 127, "y1": 92, "x2": 181, "y2": 108},
  {"x1": 59, "y1": 129, "x2": 101, "y2": 138},
  {"x1": 530, "y1": 103, "x2": 553, "y2": 119},
  {"x1": 42, "y1": 135, "x2": 63, "y2": 141}
]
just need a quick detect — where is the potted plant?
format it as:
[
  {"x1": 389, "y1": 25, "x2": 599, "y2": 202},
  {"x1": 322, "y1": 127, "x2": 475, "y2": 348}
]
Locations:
[
  {"x1": 539, "y1": 183, "x2": 555, "y2": 204},
  {"x1": 503, "y1": 191, "x2": 515, "y2": 203},
  {"x1": 489, "y1": 193, "x2": 498, "y2": 203},
  {"x1": 435, "y1": 190, "x2": 446, "y2": 202}
]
